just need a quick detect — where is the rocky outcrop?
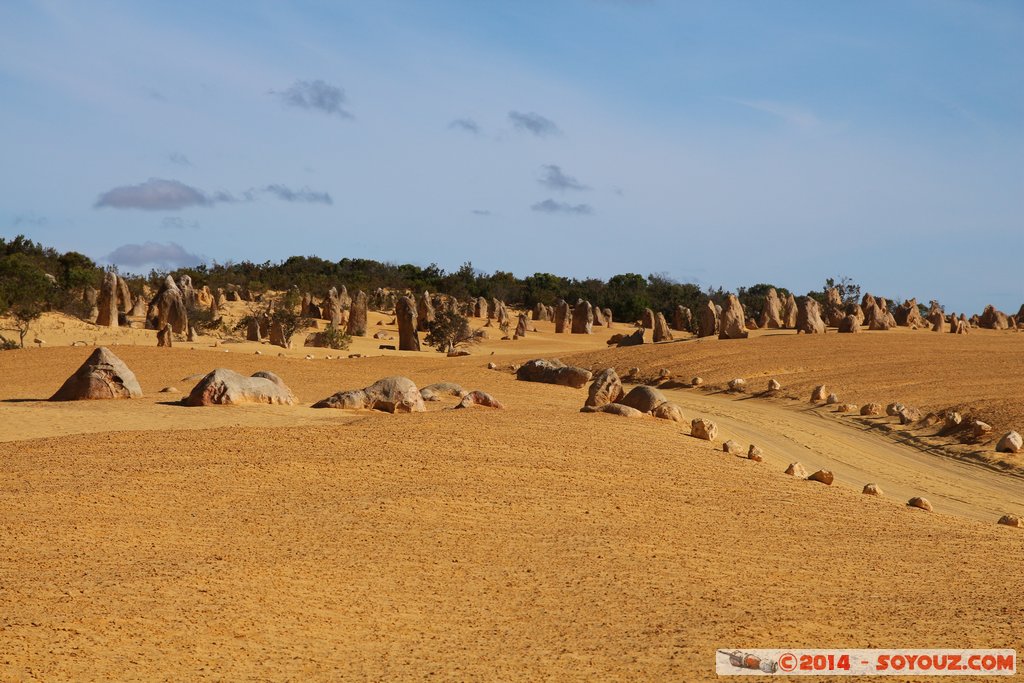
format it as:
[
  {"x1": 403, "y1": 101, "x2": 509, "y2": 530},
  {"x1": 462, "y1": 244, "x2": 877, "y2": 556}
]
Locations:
[
  {"x1": 571, "y1": 300, "x2": 593, "y2": 334},
  {"x1": 396, "y1": 295, "x2": 420, "y2": 351},
  {"x1": 417, "y1": 291, "x2": 436, "y2": 332},
  {"x1": 554, "y1": 300, "x2": 571, "y2": 334},
  {"x1": 346, "y1": 290, "x2": 368, "y2": 336},
  {"x1": 616, "y1": 329, "x2": 646, "y2": 346},
  {"x1": 184, "y1": 369, "x2": 296, "y2": 406},
  {"x1": 796, "y1": 298, "x2": 826, "y2": 334},
  {"x1": 672, "y1": 305, "x2": 692, "y2": 332},
  {"x1": 516, "y1": 358, "x2": 592, "y2": 388},
  {"x1": 50, "y1": 347, "x2": 143, "y2": 401},
  {"x1": 718, "y1": 294, "x2": 749, "y2": 340},
  {"x1": 781, "y1": 294, "x2": 797, "y2": 329},
  {"x1": 979, "y1": 305, "x2": 1009, "y2": 330},
  {"x1": 146, "y1": 275, "x2": 188, "y2": 334},
  {"x1": 698, "y1": 299, "x2": 718, "y2": 338},
  {"x1": 96, "y1": 271, "x2": 119, "y2": 327},
  {"x1": 313, "y1": 376, "x2": 426, "y2": 413},
  {"x1": 455, "y1": 391, "x2": 504, "y2": 409},
  {"x1": 585, "y1": 368, "x2": 623, "y2": 407},
  {"x1": 617, "y1": 386, "x2": 667, "y2": 413},
  {"x1": 894, "y1": 299, "x2": 925, "y2": 328},
  {"x1": 641, "y1": 309, "x2": 655, "y2": 329},
  {"x1": 837, "y1": 315, "x2": 860, "y2": 333},
  {"x1": 653, "y1": 312, "x2": 673, "y2": 342},
  {"x1": 759, "y1": 288, "x2": 783, "y2": 328}
]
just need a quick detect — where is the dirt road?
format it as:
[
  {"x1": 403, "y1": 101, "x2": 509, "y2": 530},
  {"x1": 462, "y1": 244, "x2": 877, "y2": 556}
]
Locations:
[{"x1": 659, "y1": 386, "x2": 1024, "y2": 523}]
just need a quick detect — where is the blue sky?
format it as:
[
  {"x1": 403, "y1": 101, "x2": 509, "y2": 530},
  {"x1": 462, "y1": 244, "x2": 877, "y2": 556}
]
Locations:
[{"x1": 1, "y1": 0, "x2": 1021, "y2": 311}]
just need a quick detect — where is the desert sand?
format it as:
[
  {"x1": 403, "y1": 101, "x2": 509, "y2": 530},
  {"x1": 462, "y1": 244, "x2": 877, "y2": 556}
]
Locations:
[{"x1": 1, "y1": 311, "x2": 1022, "y2": 681}]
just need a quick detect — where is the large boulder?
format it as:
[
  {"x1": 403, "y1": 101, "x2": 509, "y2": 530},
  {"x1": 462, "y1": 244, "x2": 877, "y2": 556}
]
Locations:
[
  {"x1": 690, "y1": 418, "x2": 718, "y2": 441},
  {"x1": 581, "y1": 403, "x2": 646, "y2": 418},
  {"x1": 796, "y1": 298, "x2": 826, "y2": 334},
  {"x1": 571, "y1": 300, "x2": 593, "y2": 334},
  {"x1": 996, "y1": 431, "x2": 1023, "y2": 453},
  {"x1": 50, "y1": 347, "x2": 142, "y2": 401},
  {"x1": 698, "y1": 299, "x2": 718, "y2": 338},
  {"x1": 455, "y1": 391, "x2": 504, "y2": 409},
  {"x1": 837, "y1": 314, "x2": 861, "y2": 333},
  {"x1": 616, "y1": 386, "x2": 667, "y2": 413},
  {"x1": 516, "y1": 358, "x2": 592, "y2": 388},
  {"x1": 616, "y1": 328, "x2": 646, "y2": 346},
  {"x1": 396, "y1": 295, "x2": 420, "y2": 351},
  {"x1": 592, "y1": 306, "x2": 607, "y2": 327},
  {"x1": 184, "y1": 369, "x2": 296, "y2": 406},
  {"x1": 585, "y1": 368, "x2": 624, "y2": 407},
  {"x1": 641, "y1": 308, "x2": 655, "y2": 329},
  {"x1": 313, "y1": 376, "x2": 426, "y2": 413},
  {"x1": 759, "y1": 288, "x2": 783, "y2": 329},
  {"x1": 718, "y1": 294, "x2": 749, "y2": 340},
  {"x1": 653, "y1": 312, "x2": 673, "y2": 342}
]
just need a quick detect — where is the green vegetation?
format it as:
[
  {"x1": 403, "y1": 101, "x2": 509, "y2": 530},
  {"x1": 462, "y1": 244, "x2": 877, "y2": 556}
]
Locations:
[{"x1": 425, "y1": 309, "x2": 481, "y2": 353}]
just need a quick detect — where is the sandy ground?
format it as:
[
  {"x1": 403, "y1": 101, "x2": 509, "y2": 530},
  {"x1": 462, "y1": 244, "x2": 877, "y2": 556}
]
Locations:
[{"x1": 1, "y1": 313, "x2": 1022, "y2": 680}]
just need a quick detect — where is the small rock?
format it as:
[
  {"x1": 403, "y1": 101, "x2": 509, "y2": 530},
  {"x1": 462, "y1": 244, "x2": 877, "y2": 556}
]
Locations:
[
  {"x1": 728, "y1": 378, "x2": 746, "y2": 392},
  {"x1": 657, "y1": 368, "x2": 671, "y2": 381},
  {"x1": 862, "y1": 483, "x2": 883, "y2": 496},
  {"x1": 807, "y1": 469, "x2": 834, "y2": 485},
  {"x1": 972, "y1": 420, "x2": 992, "y2": 438},
  {"x1": 860, "y1": 403, "x2": 883, "y2": 416},
  {"x1": 907, "y1": 496, "x2": 933, "y2": 512},
  {"x1": 784, "y1": 462, "x2": 808, "y2": 478},
  {"x1": 826, "y1": 393, "x2": 839, "y2": 405},
  {"x1": 944, "y1": 411, "x2": 963, "y2": 427},
  {"x1": 625, "y1": 367, "x2": 640, "y2": 379},
  {"x1": 487, "y1": 362, "x2": 497, "y2": 370},
  {"x1": 767, "y1": 378, "x2": 781, "y2": 391},
  {"x1": 159, "y1": 386, "x2": 179, "y2": 394},
  {"x1": 690, "y1": 418, "x2": 718, "y2": 441},
  {"x1": 747, "y1": 445, "x2": 764, "y2": 462},
  {"x1": 886, "y1": 402, "x2": 904, "y2": 417},
  {"x1": 996, "y1": 431, "x2": 1023, "y2": 453},
  {"x1": 898, "y1": 407, "x2": 921, "y2": 425},
  {"x1": 811, "y1": 385, "x2": 827, "y2": 402},
  {"x1": 835, "y1": 403, "x2": 858, "y2": 413},
  {"x1": 254, "y1": 350, "x2": 262, "y2": 355},
  {"x1": 997, "y1": 514, "x2": 1021, "y2": 528},
  {"x1": 722, "y1": 439, "x2": 742, "y2": 454},
  {"x1": 304, "y1": 354, "x2": 314, "y2": 360},
  {"x1": 652, "y1": 402, "x2": 684, "y2": 422},
  {"x1": 691, "y1": 376, "x2": 704, "y2": 387}
]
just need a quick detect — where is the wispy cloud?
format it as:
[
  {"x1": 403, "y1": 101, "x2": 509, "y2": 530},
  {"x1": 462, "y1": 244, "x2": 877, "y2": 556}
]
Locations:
[
  {"x1": 168, "y1": 152, "x2": 192, "y2": 166},
  {"x1": 539, "y1": 164, "x2": 589, "y2": 191},
  {"x1": 95, "y1": 178, "x2": 332, "y2": 210},
  {"x1": 160, "y1": 216, "x2": 200, "y2": 230},
  {"x1": 12, "y1": 214, "x2": 48, "y2": 227},
  {"x1": 531, "y1": 199, "x2": 593, "y2": 215},
  {"x1": 471, "y1": 209, "x2": 491, "y2": 216},
  {"x1": 261, "y1": 184, "x2": 333, "y2": 204},
  {"x1": 274, "y1": 79, "x2": 352, "y2": 119},
  {"x1": 107, "y1": 241, "x2": 203, "y2": 268},
  {"x1": 449, "y1": 118, "x2": 481, "y2": 134},
  {"x1": 509, "y1": 111, "x2": 560, "y2": 136},
  {"x1": 729, "y1": 98, "x2": 821, "y2": 128}
]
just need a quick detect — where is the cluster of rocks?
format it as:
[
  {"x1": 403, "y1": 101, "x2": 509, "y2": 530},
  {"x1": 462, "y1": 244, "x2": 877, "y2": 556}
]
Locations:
[
  {"x1": 516, "y1": 358, "x2": 593, "y2": 388},
  {"x1": 579, "y1": 368, "x2": 685, "y2": 421},
  {"x1": 809, "y1": 385, "x2": 1022, "y2": 455},
  {"x1": 312, "y1": 376, "x2": 503, "y2": 413}
]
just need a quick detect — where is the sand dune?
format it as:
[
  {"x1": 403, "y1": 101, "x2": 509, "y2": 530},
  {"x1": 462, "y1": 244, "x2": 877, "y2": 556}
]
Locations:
[{"x1": 1, "y1": 316, "x2": 1022, "y2": 680}]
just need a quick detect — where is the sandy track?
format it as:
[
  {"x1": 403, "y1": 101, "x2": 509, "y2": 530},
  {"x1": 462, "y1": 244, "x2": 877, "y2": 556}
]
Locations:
[{"x1": 655, "y1": 387, "x2": 1024, "y2": 523}]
